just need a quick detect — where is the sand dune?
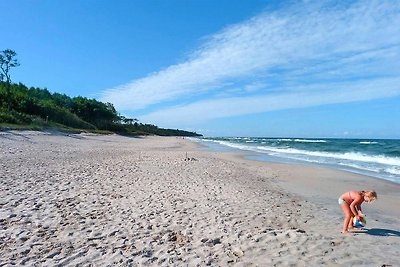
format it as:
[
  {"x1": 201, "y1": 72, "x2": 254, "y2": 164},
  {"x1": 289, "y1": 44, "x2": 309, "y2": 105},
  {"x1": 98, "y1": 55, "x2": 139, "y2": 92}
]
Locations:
[{"x1": 0, "y1": 131, "x2": 398, "y2": 266}]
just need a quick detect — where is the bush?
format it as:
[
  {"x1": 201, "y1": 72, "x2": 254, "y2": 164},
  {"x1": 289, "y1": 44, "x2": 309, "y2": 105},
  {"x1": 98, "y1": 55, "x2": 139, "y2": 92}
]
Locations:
[
  {"x1": 0, "y1": 108, "x2": 33, "y2": 124},
  {"x1": 0, "y1": 109, "x2": 18, "y2": 123}
]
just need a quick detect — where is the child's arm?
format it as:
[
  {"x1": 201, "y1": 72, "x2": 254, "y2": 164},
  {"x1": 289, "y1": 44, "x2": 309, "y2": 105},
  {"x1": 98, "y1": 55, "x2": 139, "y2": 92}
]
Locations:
[
  {"x1": 350, "y1": 196, "x2": 363, "y2": 220},
  {"x1": 357, "y1": 205, "x2": 365, "y2": 217}
]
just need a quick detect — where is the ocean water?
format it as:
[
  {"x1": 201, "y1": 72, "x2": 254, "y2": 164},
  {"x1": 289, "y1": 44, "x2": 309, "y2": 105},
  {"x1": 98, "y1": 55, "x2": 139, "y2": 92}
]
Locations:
[{"x1": 197, "y1": 137, "x2": 400, "y2": 184}]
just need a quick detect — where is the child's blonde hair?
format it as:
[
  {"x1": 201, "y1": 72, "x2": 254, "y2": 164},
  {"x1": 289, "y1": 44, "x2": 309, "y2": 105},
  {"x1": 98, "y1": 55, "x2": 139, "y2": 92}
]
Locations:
[{"x1": 362, "y1": 190, "x2": 377, "y2": 200}]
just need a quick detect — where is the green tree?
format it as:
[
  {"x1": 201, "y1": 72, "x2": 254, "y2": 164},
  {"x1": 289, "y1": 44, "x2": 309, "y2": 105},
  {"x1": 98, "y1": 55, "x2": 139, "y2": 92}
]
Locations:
[
  {"x1": 0, "y1": 49, "x2": 20, "y2": 84},
  {"x1": 0, "y1": 49, "x2": 20, "y2": 110}
]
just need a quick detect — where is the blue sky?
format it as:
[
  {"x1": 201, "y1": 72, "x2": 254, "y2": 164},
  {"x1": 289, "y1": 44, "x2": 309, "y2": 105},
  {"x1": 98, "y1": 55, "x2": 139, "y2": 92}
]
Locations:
[{"x1": 1, "y1": 0, "x2": 400, "y2": 138}]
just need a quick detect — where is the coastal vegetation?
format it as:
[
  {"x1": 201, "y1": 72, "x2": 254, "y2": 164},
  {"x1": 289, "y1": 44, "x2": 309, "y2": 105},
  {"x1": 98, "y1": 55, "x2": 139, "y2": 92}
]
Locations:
[{"x1": 0, "y1": 49, "x2": 201, "y2": 136}]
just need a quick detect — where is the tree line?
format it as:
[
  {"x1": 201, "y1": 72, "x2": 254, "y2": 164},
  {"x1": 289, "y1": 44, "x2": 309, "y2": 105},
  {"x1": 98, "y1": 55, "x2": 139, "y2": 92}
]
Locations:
[{"x1": 0, "y1": 49, "x2": 201, "y2": 137}]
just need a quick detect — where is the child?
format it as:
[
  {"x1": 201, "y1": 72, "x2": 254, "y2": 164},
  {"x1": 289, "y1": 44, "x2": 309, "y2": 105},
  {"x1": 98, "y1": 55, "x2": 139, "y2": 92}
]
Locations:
[{"x1": 338, "y1": 190, "x2": 377, "y2": 233}]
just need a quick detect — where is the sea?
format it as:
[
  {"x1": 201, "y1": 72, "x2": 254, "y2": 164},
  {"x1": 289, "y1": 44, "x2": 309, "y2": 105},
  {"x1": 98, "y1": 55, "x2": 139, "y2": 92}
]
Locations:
[{"x1": 194, "y1": 137, "x2": 400, "y2": 184}]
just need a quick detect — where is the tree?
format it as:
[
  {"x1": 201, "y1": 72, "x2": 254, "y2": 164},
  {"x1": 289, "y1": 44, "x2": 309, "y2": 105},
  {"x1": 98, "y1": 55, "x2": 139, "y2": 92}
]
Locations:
[
  {"x1": 0, "y1": 49, "x2": 20, "y2": 84},
  {"x1": 0, "y1": 49, "x2": 20, "y2": 110}
]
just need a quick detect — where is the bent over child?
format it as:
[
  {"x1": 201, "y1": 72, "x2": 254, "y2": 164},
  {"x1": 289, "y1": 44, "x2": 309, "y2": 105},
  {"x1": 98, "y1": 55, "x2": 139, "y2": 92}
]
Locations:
[{"x1": 338, "y1": 190, "x2": 377, "y2": 233}]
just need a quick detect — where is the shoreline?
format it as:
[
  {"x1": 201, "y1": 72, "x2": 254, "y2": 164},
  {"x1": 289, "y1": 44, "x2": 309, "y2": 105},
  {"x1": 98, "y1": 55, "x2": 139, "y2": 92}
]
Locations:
[
  {"x1": 194, "y1": 137, "x2": 400, "y2": 185},
  {"x1": 1, "y1": 131, "x2": 399, "y2": 266},
  {"x1": 194, "y1": 136, "x2": 400, "y2": 182},
  {"x1": 219, "y1": 152, "x2": 400, "y2": 218},
  {"x1": 193, "y1": 138, "x2": 400, "y2": 222}
]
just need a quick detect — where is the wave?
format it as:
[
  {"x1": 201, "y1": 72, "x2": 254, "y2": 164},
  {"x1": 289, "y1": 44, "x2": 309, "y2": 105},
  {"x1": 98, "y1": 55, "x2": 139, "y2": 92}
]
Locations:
[
  {"x1": 336, "y1": 162, "x2": 391, "y2": 174},
  {"x1": 294, "y1": 139, "x2": 327, "y2": 143},
  {"x1": 258, "y1": 138, "x2": 326, "y2": 143},
  {"x1": 212, "y1": 140, "x2": 254, "y2": 151},
  {"x1": 254, "y1": 146, "x2": 400, "y2": 166},
  {"x1": 337, "y1": 162, "x2": 400, "y2": 177},
  {"x1": 198, "y1": 137, "x2": 400, "y2": 183},
  {"x1": 386, "y1": 167, "x2": 400, "y2": 175},
  {"x1": 203, "y1": 139, "x2": 400, "y2": 166}
]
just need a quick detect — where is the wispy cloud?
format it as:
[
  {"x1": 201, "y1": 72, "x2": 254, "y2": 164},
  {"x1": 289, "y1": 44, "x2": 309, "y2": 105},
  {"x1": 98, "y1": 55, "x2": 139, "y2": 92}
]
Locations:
[
  {"x1": 141, "y1": 77, "x2": 400, "y2": 125},
  {"x1": 100, "y1": 0, "x2": 400, "y2": 125}
]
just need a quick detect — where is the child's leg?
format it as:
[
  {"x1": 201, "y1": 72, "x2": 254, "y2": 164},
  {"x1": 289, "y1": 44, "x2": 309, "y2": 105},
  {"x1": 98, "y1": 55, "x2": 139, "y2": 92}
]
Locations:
[
  {"x1": 348, "y1": 215, "x2": 354, "y2": 230},
  {"x1": 340, "y1": 203, "x2": 352, "y2": 233}
]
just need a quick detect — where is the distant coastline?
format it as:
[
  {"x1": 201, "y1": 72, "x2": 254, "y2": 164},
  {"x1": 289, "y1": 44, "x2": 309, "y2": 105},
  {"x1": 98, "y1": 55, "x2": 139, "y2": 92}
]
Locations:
[{"x1": 0, "y1": 81, "x2": 201, "y2": 137}]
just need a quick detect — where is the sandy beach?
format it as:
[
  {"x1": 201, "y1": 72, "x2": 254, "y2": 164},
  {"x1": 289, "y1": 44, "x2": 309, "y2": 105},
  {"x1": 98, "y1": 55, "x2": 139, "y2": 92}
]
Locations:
[{"x1": 1, "y1": 131, "x2": 399, "y2": 266}]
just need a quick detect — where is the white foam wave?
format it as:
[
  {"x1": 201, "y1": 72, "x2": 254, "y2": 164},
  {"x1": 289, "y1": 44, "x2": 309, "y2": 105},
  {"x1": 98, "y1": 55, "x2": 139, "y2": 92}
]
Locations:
[
  {"x1": 338, "y1": 163, "x2": 400, "y2": 177},
  {"x1": 204, "y1": 139, "x2": 400, "y2": 167},
  {"x1": 359, "y1": 141, "x2": 378, "y2": 144},
  {"x1": 294, "y1": 139, "x2": 327, "y2": 143},
  {"x1": 202, "y1": 139, "x2": 223, "y2": 143},
  {"x1": 199, "y1": 138, "x2": 399, "y2": 183},
  {"x1": 386, "y1": 167, "x2": 400, "y2": 175},
  {"x1": 216, "y1": 140, "x2": 253, "y2": 151},
  {"x1": 337, "y1": 162, "x2": 383, "y2": 173},
  {"x1": 255, "y1": 146, "x2": 400, "y2": 166}
]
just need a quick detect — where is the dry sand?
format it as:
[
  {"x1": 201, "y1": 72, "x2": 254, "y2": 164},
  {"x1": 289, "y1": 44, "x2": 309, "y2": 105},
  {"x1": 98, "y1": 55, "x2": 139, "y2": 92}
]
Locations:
[{"x1": 0, "y1": 131, "x2": 399, "y2": 266}]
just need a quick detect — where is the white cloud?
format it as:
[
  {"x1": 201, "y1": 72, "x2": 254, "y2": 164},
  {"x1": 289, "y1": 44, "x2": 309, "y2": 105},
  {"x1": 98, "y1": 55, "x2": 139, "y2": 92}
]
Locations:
[
  {"x1": 243, "y1": 82, "x2": 267, "y2": 93},
  {"x1": 100, "y1": 0, "x2": 400, "y2": 125},
  {"x1": 140, "y1": 77, "x2": 400, "y2": 125}
]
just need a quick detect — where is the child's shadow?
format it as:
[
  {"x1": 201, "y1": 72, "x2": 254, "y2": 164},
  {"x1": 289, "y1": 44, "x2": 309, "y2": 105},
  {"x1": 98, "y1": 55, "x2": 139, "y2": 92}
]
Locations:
[{"x1": 353, "y1": 228, "x2": 400, "y2": 237}]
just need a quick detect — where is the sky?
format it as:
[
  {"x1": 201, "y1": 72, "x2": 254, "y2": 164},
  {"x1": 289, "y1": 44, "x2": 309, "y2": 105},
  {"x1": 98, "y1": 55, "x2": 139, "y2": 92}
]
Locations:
[{"x1": 1, "y1": 0, "x2": 400, "y2": 138}]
